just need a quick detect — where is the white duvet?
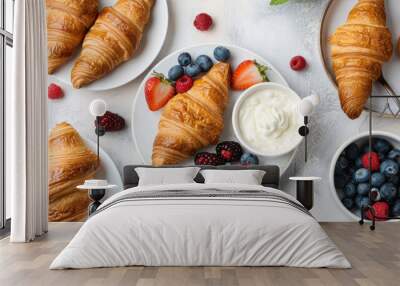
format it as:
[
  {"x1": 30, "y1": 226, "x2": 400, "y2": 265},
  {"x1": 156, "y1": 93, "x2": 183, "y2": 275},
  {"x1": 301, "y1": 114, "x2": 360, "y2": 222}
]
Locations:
[{"x1": 50, "y1": 183, "x2": 351, "y2": 269}]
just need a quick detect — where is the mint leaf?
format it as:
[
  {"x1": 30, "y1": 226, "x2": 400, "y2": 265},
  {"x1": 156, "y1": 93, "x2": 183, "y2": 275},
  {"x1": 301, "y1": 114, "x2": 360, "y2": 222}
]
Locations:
[{"x1": 270, "y1": 0, "x2": 289, "y2": 5}]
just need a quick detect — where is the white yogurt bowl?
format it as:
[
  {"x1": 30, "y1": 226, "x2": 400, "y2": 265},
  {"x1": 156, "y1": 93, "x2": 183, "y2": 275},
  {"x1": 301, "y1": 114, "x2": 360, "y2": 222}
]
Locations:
[{"x1": 232, "y1": 82, "x2": 303, "y2": 157}]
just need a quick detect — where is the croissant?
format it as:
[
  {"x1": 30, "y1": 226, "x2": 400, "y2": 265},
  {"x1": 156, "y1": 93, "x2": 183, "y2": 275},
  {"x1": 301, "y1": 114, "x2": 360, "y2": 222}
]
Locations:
[
  {"x1": 152, "y1": 63, "x2": 231, "y2": 166},
  {"x1": 329, "y1": 0, "x2": 392, "y2": 119},
  {"x1": 46, "y1": 0, "x2": 98, "y2": 74},
  {"x1": 71, "y1": 0, "x2": 155, "y2": 88},
  {"x1": 48, "y1": 122, "x2": 99, "y2": 222}
]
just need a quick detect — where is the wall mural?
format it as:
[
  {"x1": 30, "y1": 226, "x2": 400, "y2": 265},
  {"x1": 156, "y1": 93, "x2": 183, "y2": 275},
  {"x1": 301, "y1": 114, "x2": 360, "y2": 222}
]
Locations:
[{"x1": 47, "y1": 0, "x2": 400, "y2": 222}]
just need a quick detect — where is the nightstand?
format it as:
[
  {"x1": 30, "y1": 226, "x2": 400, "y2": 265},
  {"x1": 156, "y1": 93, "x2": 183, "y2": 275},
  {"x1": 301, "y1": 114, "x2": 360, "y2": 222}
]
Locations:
[{"x1": 289, "y1": 177, "x2": 321, "y2": 210}]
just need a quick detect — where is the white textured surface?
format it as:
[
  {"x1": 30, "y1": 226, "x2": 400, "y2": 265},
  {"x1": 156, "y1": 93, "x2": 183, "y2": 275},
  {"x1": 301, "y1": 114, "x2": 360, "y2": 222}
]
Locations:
[
  {"x1": 50, "y1": 184, "x2": 350, "y2": 269},
  {"x1": 48, "y1": 0, "x2": 400, "y2": 221}
]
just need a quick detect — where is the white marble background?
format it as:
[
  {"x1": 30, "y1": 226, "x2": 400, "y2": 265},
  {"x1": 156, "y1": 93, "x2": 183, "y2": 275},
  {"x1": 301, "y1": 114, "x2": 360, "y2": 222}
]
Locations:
[{"x1": 49, "y1": 0, "x2": 400, "y2": 221}]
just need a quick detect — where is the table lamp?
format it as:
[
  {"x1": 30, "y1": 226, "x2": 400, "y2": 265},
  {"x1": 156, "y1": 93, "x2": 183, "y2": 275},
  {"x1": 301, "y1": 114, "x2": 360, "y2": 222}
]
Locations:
[
  {"x1": 89, "y1": 99, "x2": 107, "y2": 162},
  {"x1": 298, "y1": 92, "x2": 320, "y2": 162}
]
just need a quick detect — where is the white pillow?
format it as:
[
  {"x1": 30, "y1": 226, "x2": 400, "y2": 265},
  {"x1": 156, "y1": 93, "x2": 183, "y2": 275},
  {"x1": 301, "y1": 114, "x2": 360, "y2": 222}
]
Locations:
[
  {"x1": 200, "y1": 169, "x2": 266, "y2": 185},
  {"x1": 135, "y1": 167, "x2": 200, "y2": 186}
]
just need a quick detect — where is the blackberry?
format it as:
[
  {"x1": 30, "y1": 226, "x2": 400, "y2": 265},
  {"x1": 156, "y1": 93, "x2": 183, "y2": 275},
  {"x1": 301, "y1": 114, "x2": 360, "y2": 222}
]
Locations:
[
  {"x1": 194, "y1": 152, "x2": 224, "y2": 166},
  {"x1": 216, "y1": 141, "x2": 243, "y2": 162},
  {"x1": 95, "y1": 111, "x2": 125, "y2": 132}
]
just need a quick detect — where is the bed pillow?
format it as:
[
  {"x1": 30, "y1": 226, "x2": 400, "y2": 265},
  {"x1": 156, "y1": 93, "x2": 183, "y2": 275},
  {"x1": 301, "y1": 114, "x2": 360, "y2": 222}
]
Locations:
[
  {"x1": 135, "y1": 167, "x2": 201, "y2": 186},
  {"x1": 200, "y1": 169, "x2": 266, "y2": 185}
]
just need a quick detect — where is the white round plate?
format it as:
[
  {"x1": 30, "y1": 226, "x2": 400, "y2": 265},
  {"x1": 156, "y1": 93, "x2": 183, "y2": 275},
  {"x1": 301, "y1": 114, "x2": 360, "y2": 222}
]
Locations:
[
  {"x1": 52, "y1": 0, "x2": 169, "y2": 91},
  {"x1": 83, "y1": 138, "x2": 123, "y2": 199},
  {"x1": 320, "y1": 0, "x2": 400, "y2": 115},
  {"x1": 132, "y1": 43, "x2": 298, "y2": 175}
]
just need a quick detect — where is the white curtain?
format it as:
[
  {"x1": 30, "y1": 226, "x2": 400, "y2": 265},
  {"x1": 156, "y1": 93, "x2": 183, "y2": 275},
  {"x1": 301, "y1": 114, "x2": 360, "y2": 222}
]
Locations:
[{"x1": 8, "y1": 0, "x2": 48, "y2": 242}]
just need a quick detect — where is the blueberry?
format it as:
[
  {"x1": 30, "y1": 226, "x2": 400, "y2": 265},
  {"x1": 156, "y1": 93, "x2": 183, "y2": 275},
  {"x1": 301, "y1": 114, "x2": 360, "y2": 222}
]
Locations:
[
  {"x1": 214, "y1": 46, "x2": 231, "y2": 62},
  {"x1": 185, "y1": 63, "x2": 202, "y2": 77},
  {"x1": 371, "y1": 172, "x2": 386, "y2": 188},
  {"x1": 347, "y1": 167, "x2": 356, "y2": 176},
  {"x1": 388, "y1": 175, "x2": 400, "y2": 186},
  {"x1": 353, "y1": 208, "x2": 362, "y2": 218},
  {"x1": 178, "y1": 52, "x2": 192, "y2": 67},
  {"x1": 353, "y1": 168, "x2": 370, "y2": 183},
  {"x1": 392, "y1": 200, "x2": 400, "y2": 216},
  {"x1": 380, "y1": 160, "x2": 399, "y2": 177},
  {"x1": 195, "y1": 55, "x2": 213, "y2": 72},
  {"x1": 380, "y1": 182, "x2": 397, "y2": 203},
  {"x1": 362, "y1": 143, "x2": 375, "y2": 154},
  {"x1": 337, "y1": 156, "x2": 349, "y2": 170},
  {"x1": 335, "y1": 164, "x2": 345, "y2": 176},
  {"x1": 240, "y1": 153, "x2": 259, "y2": 165},
  {"x1": 373, "y1": 138, "x2": 392, "y2": 154},
  {"x1": 357, "y1": 183, "x2": 370, "y2": 196},
  {"x1": 355, "y1": 195, "x2": 370, "y2": 209},
  {"x1": 334, "y1": 175, "x2": 347, "y2": 189},
  {"x1": 344, "y1": 183, "x2": 357, "y2": 198},
  {"x1": 240, "y1": 153, "x2": 259, "y2": 166},
  {"x1": 342, "y1": 198, "x2": 354, "y2": 210},
  {"x1": 388, "y1": 149, "x2": 400, "y2": 162},
  {"x1": 355, "y1": 158, "x2": 363, "y2": 169},
  {"x1": 168, "y1": 65, "x2": 184, "y2": 81},
  {"x1": 337, "y1": 189, "x2": 345, "y2": 201},
  {"x1": 345, "y1": 143, "x2": 360, "y2": 160}
]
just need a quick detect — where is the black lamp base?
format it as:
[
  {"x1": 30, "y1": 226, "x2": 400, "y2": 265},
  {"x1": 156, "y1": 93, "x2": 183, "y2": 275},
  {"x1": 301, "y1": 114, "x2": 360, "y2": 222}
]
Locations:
[{"x1": 88, "y1": 189, "x2": 106, "y2": 215}]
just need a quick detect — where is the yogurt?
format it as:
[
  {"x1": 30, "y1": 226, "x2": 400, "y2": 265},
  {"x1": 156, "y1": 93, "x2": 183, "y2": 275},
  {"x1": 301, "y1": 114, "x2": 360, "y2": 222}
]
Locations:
[{"x1": 237, "y1": 87, "x2": 302, "y2": 155}]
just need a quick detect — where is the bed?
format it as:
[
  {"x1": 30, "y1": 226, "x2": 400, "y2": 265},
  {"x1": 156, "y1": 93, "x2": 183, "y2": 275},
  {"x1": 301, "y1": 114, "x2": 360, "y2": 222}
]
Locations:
[{"x1": 50, "y1": 165, "x2": 351, "y2": 269}]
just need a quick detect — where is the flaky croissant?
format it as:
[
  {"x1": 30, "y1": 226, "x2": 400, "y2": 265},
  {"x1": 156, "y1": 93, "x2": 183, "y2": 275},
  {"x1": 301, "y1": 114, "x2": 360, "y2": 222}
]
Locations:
[
  {"x1": 47, "y1": 0, "x2": 98, "y2": 74},
  {"x1": 71, "y1": 0, "x2": 155, "y2": 88},
  {"x1": 48, "y1": 122, "x2": 99, "y2": 222},
  {"x1": 329, "y1": 0, "x2": 392, "y2": 119},
  {"x1": 152, "y1": 63, "x2": 231, "y2": 166}
]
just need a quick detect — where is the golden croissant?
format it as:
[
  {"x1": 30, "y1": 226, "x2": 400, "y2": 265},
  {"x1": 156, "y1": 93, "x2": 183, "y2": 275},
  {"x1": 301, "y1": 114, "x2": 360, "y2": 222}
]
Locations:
[
  {"x1": 329, "y1": 0, "x2": 392, "y2": 119},
  {"x1": 48, "y1": 122, "x2": 99, "y2": 222},
  {"x1": 71, "y1": 0, "x2": 155, "y2": 88},
  {"x1": 47, "y1": 0, "x2": 98, "y2": 74},
  {"x1": 152, "y1": 63, "x2": 231, "y2": 166}
]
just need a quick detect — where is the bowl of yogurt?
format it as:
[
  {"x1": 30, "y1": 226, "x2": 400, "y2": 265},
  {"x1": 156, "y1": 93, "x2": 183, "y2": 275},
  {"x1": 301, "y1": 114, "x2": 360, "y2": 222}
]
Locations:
[{"x1": 232, "y1": 82, "x2": 303, "y2": 157}]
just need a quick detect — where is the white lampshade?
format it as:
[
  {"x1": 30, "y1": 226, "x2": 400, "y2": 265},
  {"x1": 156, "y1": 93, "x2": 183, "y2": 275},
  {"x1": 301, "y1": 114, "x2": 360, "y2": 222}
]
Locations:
[
  {"x1": 298, "y1": 98, "x2": 314, "y2": 117},
  {"x1": 89, "y1": 99, "x2": 107, "y2": 117},
  {"x1": 308, "y1": 92, "x2": 320, "y2": 106}
]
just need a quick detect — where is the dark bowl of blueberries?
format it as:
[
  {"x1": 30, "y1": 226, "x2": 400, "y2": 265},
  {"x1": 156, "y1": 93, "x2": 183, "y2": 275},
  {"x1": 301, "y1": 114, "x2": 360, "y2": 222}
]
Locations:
[{"x1": 330, "y1": 131, "x2": 400, "y2": 221}]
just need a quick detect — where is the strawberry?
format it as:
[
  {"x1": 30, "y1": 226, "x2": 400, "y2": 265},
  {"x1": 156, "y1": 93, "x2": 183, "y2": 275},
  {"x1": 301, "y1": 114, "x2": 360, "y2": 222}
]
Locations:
[
  {"x1": 232, "y1": 60, "x2": 269, "y2": 91},
  {"x1": 145, "y1": 73, "x2": 176, "y2": 111},
  {"x1": 48, "y1": 83, "x2": 64, "y2": 99}
]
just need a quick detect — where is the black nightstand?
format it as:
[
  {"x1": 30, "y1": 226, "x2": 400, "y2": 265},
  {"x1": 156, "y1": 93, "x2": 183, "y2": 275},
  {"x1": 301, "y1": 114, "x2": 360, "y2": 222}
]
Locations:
[{"x1": 289, "y1": 177, "x2": 321, "y2": 210}]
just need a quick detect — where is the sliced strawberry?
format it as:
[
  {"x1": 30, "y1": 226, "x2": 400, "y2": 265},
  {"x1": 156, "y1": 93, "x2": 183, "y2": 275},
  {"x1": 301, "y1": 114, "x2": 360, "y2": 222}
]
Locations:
[
  {"x1": 232, "y1": 60, "x2": 269, "y2": 91},
  {"x1": 145, "y1": 73, "x2": 176, "y2": 111}
]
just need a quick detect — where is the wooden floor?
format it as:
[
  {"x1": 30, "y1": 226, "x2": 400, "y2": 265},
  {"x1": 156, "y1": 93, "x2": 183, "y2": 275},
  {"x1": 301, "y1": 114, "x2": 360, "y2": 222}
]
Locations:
[{"x1": 0, "y1": 223, "x2": 399, "y2": 286}]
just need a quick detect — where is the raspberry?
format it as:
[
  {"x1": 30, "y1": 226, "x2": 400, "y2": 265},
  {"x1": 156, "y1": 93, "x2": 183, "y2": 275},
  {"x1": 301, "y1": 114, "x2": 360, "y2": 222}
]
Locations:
[
  {"x1": 362, "y1": 152, "x2": 380, "y2": 172},
  {"x1": 366, "y1": 202, "x2": 389, "y2": 221},
  {"x1": 194, "y1": 13, "x2": 213, "y2": 31},
  {"x1": 175, "y1": 75, "x2": 194, "y2": 93},
  {"x1": 290, "y1": 56, "x2": 307, "y2": 71},
  {"x1": 95, "y1": 111, "x2": 125, "y2": 132},
  {"x1": 48, "y1": 83, "x2": 64, "y2": 99}
]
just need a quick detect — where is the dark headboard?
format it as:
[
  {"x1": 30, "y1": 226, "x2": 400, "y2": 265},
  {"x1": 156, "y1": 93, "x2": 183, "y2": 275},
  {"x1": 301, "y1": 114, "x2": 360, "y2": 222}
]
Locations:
[{"x1": 123, "y1": 165, "x2": 280, "y2": 189}]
